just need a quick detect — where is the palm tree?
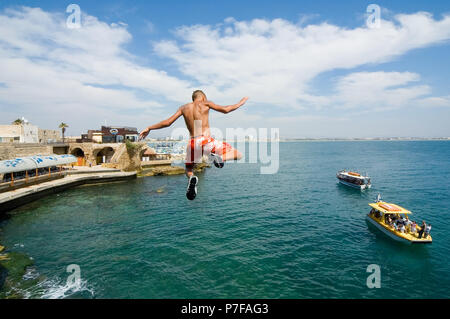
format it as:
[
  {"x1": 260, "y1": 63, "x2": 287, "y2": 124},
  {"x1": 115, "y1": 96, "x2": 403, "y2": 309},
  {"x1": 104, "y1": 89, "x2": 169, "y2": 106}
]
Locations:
[
  {"x1": 59, "y1": 123, "x2": 69, "y2": 143},
  {"x1": 12, "y1": 118, "x2": 24, "y2": 125}
]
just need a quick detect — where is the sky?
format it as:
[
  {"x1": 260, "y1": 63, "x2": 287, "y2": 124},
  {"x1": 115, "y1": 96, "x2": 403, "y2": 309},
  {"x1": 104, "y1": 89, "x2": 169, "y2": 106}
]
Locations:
[{"x1": 0, "y1": 0, "x2": 449, "y2": 138}]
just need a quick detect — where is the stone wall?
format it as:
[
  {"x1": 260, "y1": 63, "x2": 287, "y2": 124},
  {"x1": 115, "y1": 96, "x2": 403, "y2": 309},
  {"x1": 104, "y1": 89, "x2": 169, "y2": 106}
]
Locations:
[
  {"x1": 68, "y1": 142, "x2": 155, "y2": 169},
  {"x1": 0, "y1": 143, "x2": 54, "y2": 160},
  {"x1": 68, "y1": 142, "x2": 122, "y2": 165},
  {"x1": 108, "y1": 142, "x2": 147, "y2": 171}
]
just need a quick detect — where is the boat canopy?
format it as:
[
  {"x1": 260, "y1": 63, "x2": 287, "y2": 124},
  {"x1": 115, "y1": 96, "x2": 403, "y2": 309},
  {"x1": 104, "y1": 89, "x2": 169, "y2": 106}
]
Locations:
[
  {"x1": 0, "y1": 155, "x2": 77, "y2": 174},
  {"x1": 338, "y1": 171, "x2": 369, "y2": 180},
  {"x1": 348, "y1": 172, "x2": 361, "y2": 177},
  {"x1": 369, "y1": 202, "x2": 412, "y2": 215}
]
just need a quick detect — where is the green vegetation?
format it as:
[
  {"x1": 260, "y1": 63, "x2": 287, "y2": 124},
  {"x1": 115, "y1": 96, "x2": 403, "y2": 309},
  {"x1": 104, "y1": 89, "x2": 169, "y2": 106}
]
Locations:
[
  {"x1": 125, "y1": 139, "x2": 144, "y2": 156},
  {"x1": 0, "y1": 251, "x2": 43, "y2": 299},
  {"x1": 11, "y1": 118, "x2": 24, "y2": 125},
  {"x1": 59, "y1": 122, "x2": 69, "y2": 143}
]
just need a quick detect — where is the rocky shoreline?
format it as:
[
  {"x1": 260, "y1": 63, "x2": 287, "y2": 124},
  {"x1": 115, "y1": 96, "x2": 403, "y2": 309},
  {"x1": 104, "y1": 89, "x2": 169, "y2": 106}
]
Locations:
[{"x1": 139, "y1": 163, "x2": 210, "y2": 177}]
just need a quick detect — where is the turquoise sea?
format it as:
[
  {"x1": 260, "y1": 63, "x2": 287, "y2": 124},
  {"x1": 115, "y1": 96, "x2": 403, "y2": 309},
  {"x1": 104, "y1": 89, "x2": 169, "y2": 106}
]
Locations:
[{"x1": 1, "y1": 141, "x2": 449, "y2": 298}]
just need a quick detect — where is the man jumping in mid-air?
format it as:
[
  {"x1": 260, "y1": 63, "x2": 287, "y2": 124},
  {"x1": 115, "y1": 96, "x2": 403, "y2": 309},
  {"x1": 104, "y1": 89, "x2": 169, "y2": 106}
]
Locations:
[{"x1": 139, "y1": 90, "x2": 248, "y2": 200}]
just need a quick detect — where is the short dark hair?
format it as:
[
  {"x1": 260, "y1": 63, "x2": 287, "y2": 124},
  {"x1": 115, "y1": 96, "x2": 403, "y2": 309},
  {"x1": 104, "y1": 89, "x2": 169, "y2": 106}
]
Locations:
[{"x1": 192, "y1": 90, "x2": 206, "y2": 101}]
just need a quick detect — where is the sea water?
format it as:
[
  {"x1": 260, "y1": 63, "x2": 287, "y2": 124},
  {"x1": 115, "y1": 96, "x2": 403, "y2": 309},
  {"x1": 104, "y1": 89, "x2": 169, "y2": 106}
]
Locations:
[{"x1": 0, "y1": 141, "x2": 449, "y2": 298}]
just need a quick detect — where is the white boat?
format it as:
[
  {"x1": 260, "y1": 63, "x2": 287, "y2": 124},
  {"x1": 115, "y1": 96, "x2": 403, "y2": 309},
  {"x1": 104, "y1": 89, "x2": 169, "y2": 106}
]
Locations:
[{"x1": 337, "y1": 170, "x2": 371, "y2": 190}]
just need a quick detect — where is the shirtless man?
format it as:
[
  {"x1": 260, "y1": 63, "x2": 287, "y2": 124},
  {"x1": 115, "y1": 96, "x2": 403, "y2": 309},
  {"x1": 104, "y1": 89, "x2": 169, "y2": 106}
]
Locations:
[{"x1": 139, "y1": 90, "x2": 248, "y2": 200}]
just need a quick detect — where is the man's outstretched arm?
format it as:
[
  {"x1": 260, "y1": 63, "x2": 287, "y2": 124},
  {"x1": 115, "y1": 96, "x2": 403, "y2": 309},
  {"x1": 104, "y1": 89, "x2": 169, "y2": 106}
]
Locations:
[
  {"x1": 206, "y1": 97, "x2": 249, "y2": 114},
  {"x1": 139, "y1": 107, "x2": 182, "y2": 140}
]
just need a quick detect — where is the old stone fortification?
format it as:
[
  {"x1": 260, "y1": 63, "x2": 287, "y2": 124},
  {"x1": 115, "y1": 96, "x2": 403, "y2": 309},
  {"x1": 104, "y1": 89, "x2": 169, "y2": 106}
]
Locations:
[
  {"x1": 107, "y1": 142, "x2": 146, "y2": 172},
  {"x1": 0, "y1": 143, "x2": 54, "y2": 160},
  {"x1": 103, "y1": 142, "x2": 207, "y2": 175},
  {"x1": 68, "y1": 142, "x2": 121, "y2": 165}
]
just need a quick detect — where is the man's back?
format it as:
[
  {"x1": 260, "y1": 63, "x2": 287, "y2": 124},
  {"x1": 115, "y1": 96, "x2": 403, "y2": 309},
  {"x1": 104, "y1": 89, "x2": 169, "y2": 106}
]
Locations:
[{"x1": 180, "y1": 101, "x2": 211, "y2": 138}]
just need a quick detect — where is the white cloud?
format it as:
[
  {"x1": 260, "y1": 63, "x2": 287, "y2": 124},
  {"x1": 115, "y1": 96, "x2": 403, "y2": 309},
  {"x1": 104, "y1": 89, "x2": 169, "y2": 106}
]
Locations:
[
  {"x1": 331, "y1": 71, "x2": 432, "y2": 110},
  {"x1": 154, "y1": 12, "x2": 450, "y2": 109},
  {"x1": 417, "y1": 96, "x2": 450, "y2": 108},
  {"x1": 0, "y1": 6, "x2": 193, "y2": 134}
]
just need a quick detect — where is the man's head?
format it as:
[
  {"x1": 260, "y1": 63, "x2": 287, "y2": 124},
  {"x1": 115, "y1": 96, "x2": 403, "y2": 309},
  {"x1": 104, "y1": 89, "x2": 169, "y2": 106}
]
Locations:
[{"x1": 192, "y1": 90, "x2": 206, "y2": 101}]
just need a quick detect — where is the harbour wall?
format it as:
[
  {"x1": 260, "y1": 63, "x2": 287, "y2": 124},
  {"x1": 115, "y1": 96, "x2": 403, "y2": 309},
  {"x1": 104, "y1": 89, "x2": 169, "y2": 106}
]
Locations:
[
  {"x1": 0, "y1": 171, "x2": 136, "y2": 213},
  {"x1": 0, "y1": 143, "x2": 68, "y2": 160}
]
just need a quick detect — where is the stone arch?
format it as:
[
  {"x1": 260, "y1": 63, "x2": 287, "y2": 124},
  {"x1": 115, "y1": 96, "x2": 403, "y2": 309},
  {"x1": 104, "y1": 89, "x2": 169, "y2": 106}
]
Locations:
[
  {"x1": 71, "y1": 147, "x2": 85, "y2": 157},
  {"x1": 94, "y1": 147, "x2": 115, "y2": 164},
  {"x1": 70, "y1": 147, "x2": 86, "y2": 166}
]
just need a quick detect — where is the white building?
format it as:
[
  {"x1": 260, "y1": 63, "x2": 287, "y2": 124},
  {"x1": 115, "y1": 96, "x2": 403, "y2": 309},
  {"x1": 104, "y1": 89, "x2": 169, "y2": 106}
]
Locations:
[{"x1": 0, "y1": 123, "x2": 39, "y2": 143}]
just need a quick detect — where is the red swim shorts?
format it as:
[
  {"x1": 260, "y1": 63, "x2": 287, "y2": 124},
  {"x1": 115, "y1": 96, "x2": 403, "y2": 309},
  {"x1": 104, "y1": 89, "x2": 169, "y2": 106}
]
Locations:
[{"x1": 185, "y1": 136, "x2": 233, "y2": 168}]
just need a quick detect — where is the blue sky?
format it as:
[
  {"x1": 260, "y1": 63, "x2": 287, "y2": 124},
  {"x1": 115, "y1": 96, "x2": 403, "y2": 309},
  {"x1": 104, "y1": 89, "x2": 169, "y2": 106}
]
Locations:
[{"x1": 0, "y1": 0, "x2": 449, "y2": 138}]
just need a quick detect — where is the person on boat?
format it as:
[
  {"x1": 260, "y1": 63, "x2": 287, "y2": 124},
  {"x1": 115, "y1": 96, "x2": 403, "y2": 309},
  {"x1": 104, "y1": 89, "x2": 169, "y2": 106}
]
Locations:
[
  {"x1": 424, "y1": 224, "x2": 432, "y2": 239},
  {"x1": 386, "y1": 215, "x2": 393, "y2": 227},
  {"x1": 404, "y1": 217, "x2": 410, "y2": 231},
  {"x1": 400, "y1": 216, "x2": 407, "y2": 225},
  {"x1": 418, "y1": 221, "x2": 427, "y2": 239},
  {"x1": 399, "y1": 224, "x2": 406, "y2": 233},
  {"x1": 375, "y1": 210, "x2": 381, "y2": 219},
  {"x1": 410, "y1": 221, "x2": 417, "y2": 234},
  {"x1": 404, "y1": 216, "x2": 411, "y2": 225},
  {"x1": 139, "y1": 90, "x2": 248, "y2": 200},
  {"x1": 376, "y1": 193, "x2": 382, "y2": 203}
]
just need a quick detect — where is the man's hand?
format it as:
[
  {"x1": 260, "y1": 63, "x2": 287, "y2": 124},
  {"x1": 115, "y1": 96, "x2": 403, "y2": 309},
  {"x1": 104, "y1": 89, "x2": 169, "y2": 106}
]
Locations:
[
  {"x1": 139, "y1": 127, "x2": 150, "y2": 141},
  {"x1": 206, "y1": 97, "x2": 249, "y2": 114},
  {"x1": 239, "y1": 97, "x2": 249, "y2": 106}
]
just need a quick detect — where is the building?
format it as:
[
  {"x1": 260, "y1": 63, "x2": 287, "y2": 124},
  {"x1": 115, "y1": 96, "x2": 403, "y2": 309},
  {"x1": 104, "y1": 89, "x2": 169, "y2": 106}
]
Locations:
[
  {"x1": 38, "y1": 129, "x2": 62, "y2": 144},
  {"x1": 78, "y1": 126, "x2": 139, "y2": 143},
  {"x1": 92, "y1": 131, "x2": 103, "y2": 143},
  {"x1": 0, "y1": 125, "x2": 21, "y2": 143},
  {"x1": 1, "y1": 118, "x2": 62, "y2": 144},
  {"x1": 0, "y1": 123, "x2": 39, "y2": 143},
  {"x1": 101, "y1": 126, "x2": 139, "y2": 143},
  {"x1": 65, "y1": 136, "x2": 81, "y2": 143}
]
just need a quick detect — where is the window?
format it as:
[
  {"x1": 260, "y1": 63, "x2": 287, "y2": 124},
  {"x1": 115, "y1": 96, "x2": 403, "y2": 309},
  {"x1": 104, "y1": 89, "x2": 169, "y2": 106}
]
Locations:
[{"x1": 125, "y1": 135, "x2": 138, "y2": 142}]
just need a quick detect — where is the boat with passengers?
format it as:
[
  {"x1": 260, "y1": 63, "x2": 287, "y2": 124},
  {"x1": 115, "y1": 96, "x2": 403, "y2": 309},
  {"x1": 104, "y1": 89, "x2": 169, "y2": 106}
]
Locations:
[
  {"x1": 337, "y1": 170, "x2": 371, "y2": 190},
  {"x1": 366, "y1": 200, "x2": 432, "y2": 244}
]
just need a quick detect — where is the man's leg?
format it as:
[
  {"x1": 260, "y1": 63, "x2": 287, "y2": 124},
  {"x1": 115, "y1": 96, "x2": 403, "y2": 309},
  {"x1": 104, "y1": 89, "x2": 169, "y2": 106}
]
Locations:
[
  {"x1": 185, "y1": 165, "x2": 194, "y2": 178},
  {"x1": 208, "y1": 140, "x2": 242, "y2": 168},
  {"x1": 221, "y1": 149, "x2": 243, "y2": 162},
  {"x1": 185, "y1": 164, "x2": 198, "y2": 200}
]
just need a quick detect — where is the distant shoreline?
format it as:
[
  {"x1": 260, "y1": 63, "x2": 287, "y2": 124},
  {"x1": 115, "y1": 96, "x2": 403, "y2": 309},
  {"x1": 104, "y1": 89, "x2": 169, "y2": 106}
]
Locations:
[
  {"x1": 218, "y1": 138, "x2": 450, "y2": 143},
  {"x1": 147, "y1": 137, "x2": 450, "y2": 143},
  {"x1": 278, "y1": 138, "x2": 450, "y2": 142}
]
